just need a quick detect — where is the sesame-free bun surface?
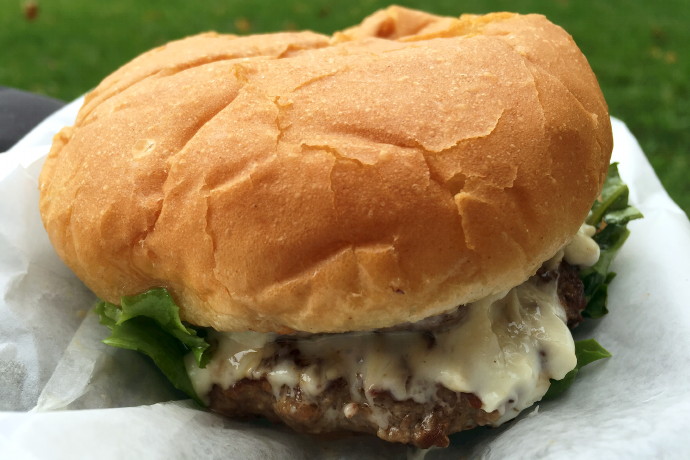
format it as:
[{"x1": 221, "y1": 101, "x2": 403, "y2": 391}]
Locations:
[{"x1": 39, "y1": 7, "x2": 612, "y2": 333}]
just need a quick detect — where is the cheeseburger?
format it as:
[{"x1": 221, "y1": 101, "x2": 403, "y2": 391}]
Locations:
[{"x1": 38, "y1": 6, "x2": 640, "y2": 448}]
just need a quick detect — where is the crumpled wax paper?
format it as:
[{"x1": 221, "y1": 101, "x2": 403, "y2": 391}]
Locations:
[{"x1": 1, "y1": 98, "x2": 689, "y2": 459}]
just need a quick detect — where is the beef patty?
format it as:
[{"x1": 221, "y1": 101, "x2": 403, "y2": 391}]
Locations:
[{"x1": 206, "y1": 262, "x2": 586, "y2": 448}]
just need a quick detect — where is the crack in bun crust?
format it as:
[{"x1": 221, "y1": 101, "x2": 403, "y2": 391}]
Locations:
[{"x1": 39, "y1": 6, "x2": 612, "y2": 333}]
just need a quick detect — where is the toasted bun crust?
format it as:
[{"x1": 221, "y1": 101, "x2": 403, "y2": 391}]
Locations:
[{"x1": 39, "y1": 7, "x2": 612, "y2": 333}]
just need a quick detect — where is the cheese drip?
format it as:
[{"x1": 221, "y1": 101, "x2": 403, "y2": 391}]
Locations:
[
  {"x1": 564, "y1": 223, "x2": 599, "y2": 267},
  {"x1": 186, "y1": 224, "x2": 598, "y2": 426}
]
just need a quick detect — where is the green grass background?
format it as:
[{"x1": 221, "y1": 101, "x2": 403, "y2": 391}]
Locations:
[{"x1": 1, "y1": 0, "x2": 687, "y2": 215}]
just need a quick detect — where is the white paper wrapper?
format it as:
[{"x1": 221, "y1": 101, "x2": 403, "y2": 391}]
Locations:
[{"x1": 1, "y1": 100, "x2": 689, "y2": 459}]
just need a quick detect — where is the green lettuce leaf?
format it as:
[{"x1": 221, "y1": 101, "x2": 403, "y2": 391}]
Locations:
[
  {"x1": 543, "y1": 339, "x2": 612, "y2": 399},
  {"x1": 545, "y1": 163, "x2": 641, "y2": 397},
  {"x1": 95, "y1": 288, "x2": 211, "y2": 404},
  {"x1": 581, "y1": 163, "x2": 643, "y2": 319}
]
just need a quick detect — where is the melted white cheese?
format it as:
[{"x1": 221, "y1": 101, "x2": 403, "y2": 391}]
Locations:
[
  {"x1": 186, "y1": 279, "x2": 574, "y2": 425},
  {"x1": 564, "y1": 223, "x2": 599, "y2": 267},
  {"x1": 186, "y1": 226, "x2": 599, "y2": 428}
]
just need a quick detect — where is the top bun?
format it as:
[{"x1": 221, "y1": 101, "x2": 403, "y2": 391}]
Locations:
[{"x1": 39, "y1": 7, "x2": 612, "y2": 333}]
